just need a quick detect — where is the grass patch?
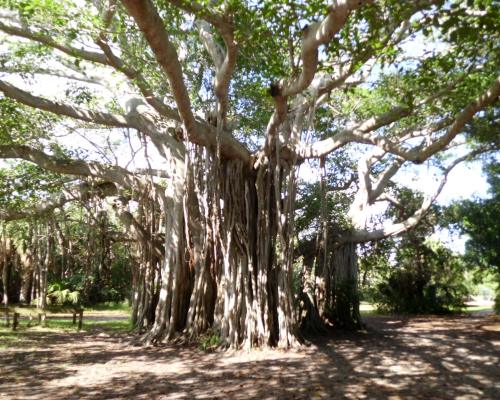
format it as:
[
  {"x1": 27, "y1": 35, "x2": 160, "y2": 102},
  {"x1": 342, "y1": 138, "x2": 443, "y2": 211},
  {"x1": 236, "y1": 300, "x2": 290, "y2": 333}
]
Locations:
[
  {"x1": 358, "y1": 302, "x2": 494, "y2": 317},
  {"x1": 85, "y1": 301, "x2": 131, "y2": 313},
  {"x1": 0, "y1": 311, "x2": 132, "y2": 349},
  {"x1": 86, "y1": 319, "x2": 132, "y2": 332},
  {"x1": 359, "y1": 302, "x2": 388, "y2": 317},
  {"x1": 3, "y1": 301, "x2": 131, "y2": 317},
  {"x1": 360, "y1": 308, "x2": 386, "y2": 317},
  {"x1": 0, "y1": 329, "x2": 23, "y2": 349},
  {"x1": 462, "y1": 305, "x2": 493, "y2": 313}
]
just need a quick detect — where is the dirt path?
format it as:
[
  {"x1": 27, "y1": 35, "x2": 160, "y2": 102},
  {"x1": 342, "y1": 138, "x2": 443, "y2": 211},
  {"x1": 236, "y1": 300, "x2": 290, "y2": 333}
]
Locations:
[{"x1": 1, "y1": 314, "x2": 499, "y2": 399}]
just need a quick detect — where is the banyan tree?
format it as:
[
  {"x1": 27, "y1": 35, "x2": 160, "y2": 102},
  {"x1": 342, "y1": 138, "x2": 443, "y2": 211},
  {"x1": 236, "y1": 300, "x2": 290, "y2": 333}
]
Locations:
[{"x1": 0, "y1": 0, "x2": 499, "y2": 347}]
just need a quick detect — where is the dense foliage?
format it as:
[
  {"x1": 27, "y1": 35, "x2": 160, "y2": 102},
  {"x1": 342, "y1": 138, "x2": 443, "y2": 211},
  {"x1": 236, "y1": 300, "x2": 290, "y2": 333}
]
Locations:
[{"x1": 446, "y1": 161, "x2": 500, "y2": 313}]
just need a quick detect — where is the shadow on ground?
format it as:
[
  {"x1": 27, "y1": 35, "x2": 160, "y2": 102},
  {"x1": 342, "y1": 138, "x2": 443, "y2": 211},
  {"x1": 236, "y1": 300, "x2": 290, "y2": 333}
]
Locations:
[{"x1": 1, "y1": 314, "x2": 499, "y2": 399}]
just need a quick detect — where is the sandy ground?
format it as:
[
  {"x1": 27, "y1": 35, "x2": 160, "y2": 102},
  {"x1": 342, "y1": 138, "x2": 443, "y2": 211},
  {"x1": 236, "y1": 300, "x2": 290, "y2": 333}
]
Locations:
[{"x1": 1, "y1": 313, "x2": 499, "y2": 400}]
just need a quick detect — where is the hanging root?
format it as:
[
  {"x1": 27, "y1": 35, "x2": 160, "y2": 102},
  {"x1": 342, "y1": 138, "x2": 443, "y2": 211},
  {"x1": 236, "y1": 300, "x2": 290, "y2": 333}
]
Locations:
[{"x1": 130, "y1": 141, "x2": 304, "y2": 349}]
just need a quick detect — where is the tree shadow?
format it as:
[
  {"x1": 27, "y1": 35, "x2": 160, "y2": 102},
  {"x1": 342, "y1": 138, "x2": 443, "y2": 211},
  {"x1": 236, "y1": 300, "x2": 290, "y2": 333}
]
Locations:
[{"x1": 1, "y1": 314, "x2": 498, "y2": 399}]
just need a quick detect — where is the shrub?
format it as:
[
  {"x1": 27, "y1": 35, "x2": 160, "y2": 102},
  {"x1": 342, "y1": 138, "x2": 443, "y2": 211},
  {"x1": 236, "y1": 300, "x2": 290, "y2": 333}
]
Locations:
[
  {"x1": 46, "y1": 282, "x2": 80, "y2": 306},
  {"x1": 374, "y1": 240, "x2": 468, "y2": 314}
]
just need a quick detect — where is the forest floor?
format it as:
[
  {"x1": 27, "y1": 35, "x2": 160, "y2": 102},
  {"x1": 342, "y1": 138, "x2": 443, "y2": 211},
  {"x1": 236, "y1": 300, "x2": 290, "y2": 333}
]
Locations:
[{"x1": 0, "y1": 312, "x2": 499, "y2": 400}]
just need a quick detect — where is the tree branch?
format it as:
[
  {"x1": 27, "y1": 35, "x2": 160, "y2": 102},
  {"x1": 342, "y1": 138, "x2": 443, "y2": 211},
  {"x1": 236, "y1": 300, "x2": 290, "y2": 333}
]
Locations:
[
  {"x1": 120, "y1": 0, "x2": 251, "y2": 163},
  {"x1": 281, "y1": 0, "x2": 370, "y2": 98},
  {"x1": 0, "y1": 180, "x2": 119, "y2": 222},
  {"x1": 343, "y1": 148, "x2": 492, "y2": 243},
  {"x1": 0, "y1": 65, "x2": 106, "y2": 85},
  {"x1": 296, "y1": 105, "x2": 411, "y2": 159},
  {"x1": 0, "y1": 20, "x2": 108, "y2": 65},
  {"x1": 0, "y1": 79, "x2": 131, "y2": 128},
  {"x1": 167, "y1": 0, "x2": 238, "y2": 123},
  {"x1": 297, "y1": 75, "x2": 500, "y2": 161},
  {"x1": 195, "y1": 18, "x2": 237, "y2": 124},
  {"x1": 368, "y1": 76, "x2": 500, "y2": 162},
  {"x1": 0, "y1": 144, "x2": 137, "y2": 188},
  {"x1": 0, "y1": 10, "x2": 180, "y2": 124},
  {"x1": 120, "y1": 0, "x2": 197, "y2": 137}
]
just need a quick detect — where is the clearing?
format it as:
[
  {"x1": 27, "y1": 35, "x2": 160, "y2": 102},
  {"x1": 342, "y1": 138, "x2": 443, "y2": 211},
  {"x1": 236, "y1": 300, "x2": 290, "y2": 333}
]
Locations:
[{"x1": 1, "y1": 313, "x2": 499, "y2": 399}]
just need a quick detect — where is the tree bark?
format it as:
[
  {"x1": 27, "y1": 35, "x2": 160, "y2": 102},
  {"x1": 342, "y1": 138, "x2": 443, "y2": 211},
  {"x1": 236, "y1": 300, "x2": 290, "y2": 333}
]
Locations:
[
  {"x1": 129, "y1": 141, "x2": 302, "y2": 348},
  {"x1": 328, "y1": 242, "x2": 362, "y2": 329},
  {"x1": 1, "y1": 236, "x2": 10, "y2": 306}
]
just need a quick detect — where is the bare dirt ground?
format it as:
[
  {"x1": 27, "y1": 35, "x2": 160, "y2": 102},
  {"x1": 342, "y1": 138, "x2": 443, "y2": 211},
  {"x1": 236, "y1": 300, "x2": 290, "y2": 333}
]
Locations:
[{"x1": 1, "y1": 313, "x2": 499, "y2": 400}]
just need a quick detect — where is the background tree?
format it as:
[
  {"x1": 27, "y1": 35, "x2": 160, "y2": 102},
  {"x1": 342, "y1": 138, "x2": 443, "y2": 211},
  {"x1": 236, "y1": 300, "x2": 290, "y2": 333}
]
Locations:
[{"x1": 446, "y1": 160, "x2": 500, "y2": 312}]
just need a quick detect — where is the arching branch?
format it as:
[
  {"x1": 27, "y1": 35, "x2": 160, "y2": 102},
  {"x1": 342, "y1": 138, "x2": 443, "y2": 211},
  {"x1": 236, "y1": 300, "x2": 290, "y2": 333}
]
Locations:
[
  {"x1": 297, "y1": 75, "x2": 500, "y2": 161},
  {"x1": 195, "y1": 18, "x2": 237, "y2": 124},
  {"x1": 343, "y1": 148, "x2": 494, "y2": 243},
  {"x1": 167, "y1": 0, "x2": 237, "y2": 123},
  {"x1": 364, "y1": 76, "x2": 500, "y2": 163},
  {"x1": 0, "y1": 180, "x2": 119, "y2": 222},
  {"x1": 296, "y1": 105, "x2": 411, "y2": 159},
  {"x1": 0, "y1": 20, "x2": 108, "y2": 65},
  {"x1": 281, "y1": 0, "x2": 371, "y2": 98},
  {"x1": 0, "y1": 66, "x2": 106, "y2": 86},
  {"x1": 0, "y1": 144, "x2": 137, "y2": 188},
  {"x1": 120, "y1": 0, "x2": 197, "y2": 137},
  {"x1": 120, "y1": 0, "x2": 251, "y2": 163},
  {"x1": 0, "y1": 10, "x2": 180, "y2": 124},
  {"x1": 0, "y1": 79, "x2": 132, "y2": 128}
]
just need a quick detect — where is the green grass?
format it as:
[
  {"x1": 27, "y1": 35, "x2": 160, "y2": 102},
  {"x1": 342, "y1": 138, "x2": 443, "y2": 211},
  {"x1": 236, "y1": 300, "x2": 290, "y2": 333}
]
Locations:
[
  {"x1": 2, "y1": 301, "x2": 131, "y2": 317},
  {"x1": 0, "y1": 303, "x2": 132, "y2": 349},
  {"x1": 358, "y1": 302, "x2": 494, "y2": 317},
  {"x1": 359, "y1": 302, "x2": 388, "y2": 317},
  {"x1": 1, "y1": 317, "x2": 131, "y2": 333},
  {"x1": 87, "y1": 319, "x2": 132, "y2": 332},
  {"x1": 462, "y1": 305, "x2": 493, "y2": 313},
  {"x1": 0, "y1": 329, "x2": 23, "y2": 349},
  {"x1": 84, "y1": 301, "x2": 131, "y2": 313}
]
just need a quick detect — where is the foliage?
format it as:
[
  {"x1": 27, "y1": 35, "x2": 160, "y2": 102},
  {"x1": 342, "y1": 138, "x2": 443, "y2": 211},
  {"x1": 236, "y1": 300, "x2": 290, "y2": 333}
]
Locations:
[
  {"x1": 446, "y1": 161, "x2": 500, "y2": 272},
  {"x1": 358, "y1": 187, "x2": 470, "y2": 314},
  {"x1": 198, "y1": 329, "x2": 221, "y2": 351},
  {"x1": 46, "y1": 282, "x2": 80, "y2": 306},
  {"x1": 445, "y1": 161, "x2": 500, "y2": 313},
  {"x1": 375, "y1": 240, "x2": 468, "y2": 314}
]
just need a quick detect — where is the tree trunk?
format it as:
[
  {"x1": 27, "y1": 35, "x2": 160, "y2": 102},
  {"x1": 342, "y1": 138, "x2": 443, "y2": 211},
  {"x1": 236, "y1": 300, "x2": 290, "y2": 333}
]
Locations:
[
  {"x1": 1, "y1": 237, "x2": 10, "y2": 306},
  {"x1": 38, "y1": 225, "x2": 52, "y2": 310},
  {"x1": 131, "y1": 140, "x2": 302, "y2": 348},
  {"x1": 19, "y1": 250, "x2": 33, "y2": 304},
  {"x1": 328, "y1": 242, "x2": 362, "y2": 330}
]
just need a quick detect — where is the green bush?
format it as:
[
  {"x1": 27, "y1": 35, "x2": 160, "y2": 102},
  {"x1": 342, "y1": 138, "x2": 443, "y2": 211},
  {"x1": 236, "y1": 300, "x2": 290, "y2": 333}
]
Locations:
[
  {"x1": 199, "y1": 329, "x2": 221, "y2": 351},
  {"x1": 375, "y1": 268, "x2": 467, "y2": 314},
  {"x1": 374, "y1": 240, "x2": 469, "y2": 314},
  {"x1": 46, "y1": 282, "x2": 80, "y2": 306}
]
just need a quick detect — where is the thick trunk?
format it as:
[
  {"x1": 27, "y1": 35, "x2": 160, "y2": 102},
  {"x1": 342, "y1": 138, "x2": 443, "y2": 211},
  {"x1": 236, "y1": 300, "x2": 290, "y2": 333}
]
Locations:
[
  {"x1": 301, "y1": 238, "x2": 362, "y2": 331},
  {"x1": 328, "y1": 242, "x2": 362, "y2": 329},
  {"x1": 133, "y1": 142, "x2": 301, "y2": 348},
  {"x1": 141, "y1": 143, "x2": 187, "y2": 344}
]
